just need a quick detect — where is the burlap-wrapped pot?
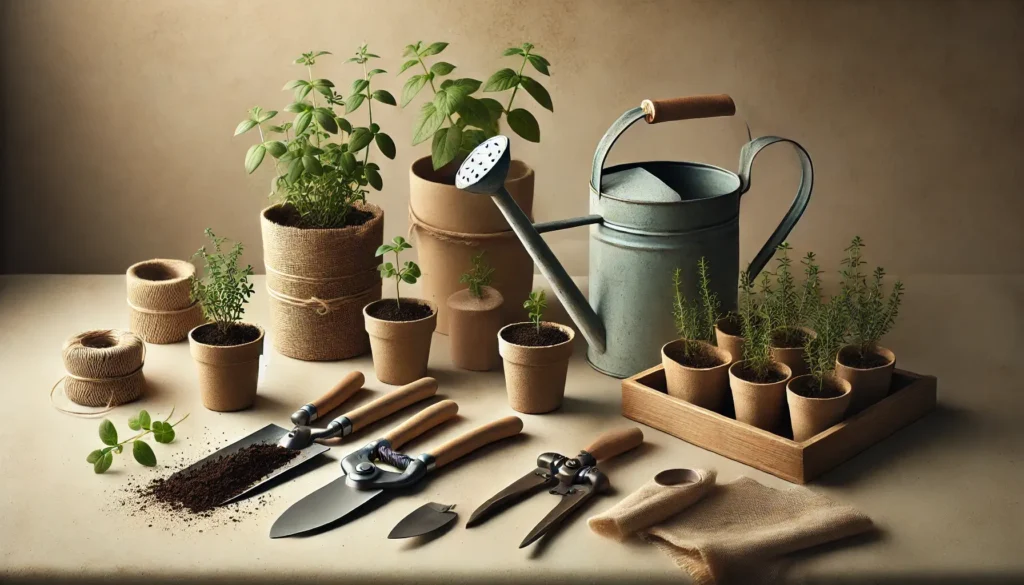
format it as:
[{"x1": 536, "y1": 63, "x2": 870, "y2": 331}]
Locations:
[
  {"x1": 498, "y1": 322, "x2": 575, "y2": 414},
  {"x1": 447, "y1": 286, "x2": 504, "y2": 371},
  {"x1": 836, "y1": 344, "x2": 896, "y2": 413},
  {"x1": 409, "y1": 156, "x2": 535, "y2": 334},
  {"x1": 364, "y1": 299, "x2": 437, "y2": 385},
  {"x1": 728, "y1": 360, "x2": 793, "y2": 433},
  {"x1": 787, "y1": 374, "x2": 852, "y2": 442},
  {"x1": 261, "y1": 203, "x2": 383, "y2": 361},
  {"x1": 189, "y1": 323, "x2": 264, "y2": 412},
  {"x1": 62, "y1": 330, "x2": 145, "y2": 407},
  {"x1": 126, "y1": 259, "x2": 204, "y2": 344},
  {"x1": 770, "y1": 326, "x2": 816, "y2": 377},
  {"x1": 661, "y1": 339, "x2": 732, "y2": 412}
]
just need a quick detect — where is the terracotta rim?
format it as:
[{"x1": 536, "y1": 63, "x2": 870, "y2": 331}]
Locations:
[
  {"x1": 498, "y1": 321, "x2": 575, "y2": 349},
  {"x1": 188, "y1": 322, "x2": 265, "y2": 349},
  {"x1": 786, "y1": 373, "x2": 852, "y2": 401},
  {"x1": 662, "y1": 339, "x2": 731, "y2": 371},
  {"x1": 363, "y1": 298, "x2": 438, "y2": 324},
  {"x1": 728, "y1": 359, "x2": 793, "y2": 385},
  {"x1": 836, "y1": 344, "x2": 896, "y2": 371}
]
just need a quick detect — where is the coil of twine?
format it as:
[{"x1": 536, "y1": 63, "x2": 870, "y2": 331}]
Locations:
[
  {"x1": 54, "y1": 329, "x2": 146, "y2": 416},
  {"x1": 126, "y1": 259, "x2": 205, "y2": 344}
]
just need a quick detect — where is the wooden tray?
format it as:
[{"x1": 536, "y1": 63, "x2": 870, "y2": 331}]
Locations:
[{"x1": 622, "y1": 365, "x2": 937, "y2": 484}]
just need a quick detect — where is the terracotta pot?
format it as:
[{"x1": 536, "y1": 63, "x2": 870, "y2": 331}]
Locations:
[
  {"x1": 769, "y1": 326, "x2": 816, "y2": 377},
  {"x1": 661, "y1": 339, "x2": 732, "y2": 411},
  {"x1": 188, "y1": 323, "x2": 264, "y2": 412},
  {"x1": 498, "y1": 322, "x2": 575, "y2": 414},
  {"x1": 126, "y1": 259, "x2": 205, "y2": 344},
  {"x1": 728, "y1": 360, "x2": 793, "y2": 432},
  {"x1": 786, "y1": 374, "x2": 852, "y2": 442},
  {"x1": 261, "y1": 203, "x2": 383, "y2": 361},
  {"x1": 836, "y1": 344, "x2": 896, "y2": 413},
  {"x1": 447, "y1": 286, "x2": 505, "y2": 371},
  {"x1": 363, "y1": 298, "x2": 437, "y2": 385},
  {"x1": 714, "y1": 316, "x2": 744, "y2": 364}
]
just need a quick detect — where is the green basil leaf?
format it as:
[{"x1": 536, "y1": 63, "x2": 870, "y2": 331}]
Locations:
[
  {"x1": 430, "y1": 62, "x2": 456, "y2": 76},
  {"x1": 348, "y1": 127, "x2": 373, "y2": 152},
  {"x1": 285, "y1": 101, "x2": 311, "y2": 113},
  {"x1": 419, "y1": 42, "x2": 448, "y2": 57},
  {"x1": 432, "y1": 87, "x2": 463, "y2": 117},
  {"x1": 264, "y1": 140, "x2": 287, "y2": 157},
  {"x1": 294, "y1": 110, "x2": 313, "y2": 135},
  {"x1": 432, "y1": 125, "x2": 462, "y2": 170},
  {"x1": 313, "y1": 108, "x2": 338, "y2": 133},
  {"x1": 245, "y1": 144, "x2": 267, "y2": 174},
  {"x1": 86, "y1": 449, "x2": 104, "y2": 464},
  {"x1": 519, "y1": 76, "x2": 553, "y2": 112},
  {"x1": 365, "y1": 167, "x2": 383, "y2": 190},
  {"x1": 367, "y1": 68, "x2": 386, "y2": 78},
  {"x1": 311, "y1": 78, "x2": 334, "y2": 89},
  {"x1": 282, "y1": 79, "x2": 309, "y2": 91},
  {"x1": 295, "y1": 85, "x2": 312, "y2": 101},
  {"x1": 401, "y1": 273, "x2": 418, "y2": 284},
  {"x1": 127, "y1": 414, "x2": 141, "y2": 431},
  {"x1": 412, "y1": 102, "x2": 445, "y2": 146},
  {"x1": 527, "y1": 54, "x2": 550, "y2": 76},
  {"x1": 449, "y1": 78, "x2": 481, "y2": 95},
  {"x1": 336, "y1": 117, "x2": 352, "y2": 134},
  {"x1": 456, "y1": 96, "x2": 493, "y2": 130},
  {"x1": 375, "y1": 244, "x2": 392, "y2": 256},
  {"x1": 257, "y1": 110, "x2": 277, "y2": 123},
  {"x1": 351, "y1": 79, "x2": 369, "y2": 94},
  {"x1": 345, "y1": 93, "x2": 366, "y2": 114},
  {"x1": 286, "y1": 158, "x2": 303, "y2": 183},
  {"x1": 375, "y1": 132, "x2": 396, "y2": 159},
  {"x1": 483, "y1": 68, "x2": 520, "y2": 92},
  {"x1": 461, "y1": 128, "x2": 487, "y2": 152},
  {"x1": 133, "y1": 441, "x2": 157, "y2": 467},
  {"x1": 233, "y1": 120, "x2": 257, "y2": 136},
  {"x1": 479, "y1": 97, "x2": 504, "y2": 120},
  {"x1": 339, "y1": 152, "x2": 357, "y2": 173},
  {"x1": 371, "y1": 90, "x2": 396, "y2": 106},
  {"x1": 398, "y1": 59, "x2": 419, "y2": 75},
  {"x1": 503, "y1": 47, "x2": 523, "y2": 56},
  {"x1": 93, "y1": 451, "x2": 113, "y2": 474},
  {"x1": 401, "y1": 75, "x2": 429, "y2": 108},
  {"x1": 507, "y1": 108, "x2": 540, "y2": 142},
  {"x1": 302, "y1": 155, "x2": 323, "y2": 175},
  {"x1": 98, "y1": 419, "x2": 118, "y2": 446}
]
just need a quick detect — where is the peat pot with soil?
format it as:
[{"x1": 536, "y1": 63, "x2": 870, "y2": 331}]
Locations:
[
  {"x1": 765, "y1": 244, "x2": 823, "y2": 377},
  {"x1": 238, "y1": 47, "x2": 397, "y2": 360},
  {"x1": 401, "y1": 41, "x2": 552, "y2": 332},
  {"x1": 447, "y1": 252, "x2": 504, "y2": 371},
  {"x1": 188, "y1": 230, "x2": 263, "y2": 412},
  {"x1": 364, "y1": 237, "x2": 437, "y2": 385},
  {"x1": 498, "y1": 290, "x2": 574, "y2": 414}
]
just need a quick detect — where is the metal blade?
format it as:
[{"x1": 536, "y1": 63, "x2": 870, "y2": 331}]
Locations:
[
  {"x1": 466, "y1": 470, "x2": 556, "y2": 528},
  {"x1": 388, "y1": 502, "x2": 457, "y2": 539},
  {"x1": 269, "y1": 475, "x2": 383, "y2": 538},
  {"x1": 519, "y1": 486, "x2": 595, "y2": 548}
]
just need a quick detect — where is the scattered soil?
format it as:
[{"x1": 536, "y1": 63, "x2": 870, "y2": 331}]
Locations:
[
  {"x1": 664, "y1": 342, "x2": 725, "y2": 369},
  {"x1": 501, "y1": 323, "x2": 570, "y2": 347},
  {"x1": 788, "y1": 375, "x2": 846, "y2": 399},
  {"x1": 771, "y1": 327, "x2": 811, "y2": 349},
  {"x1": 266, "y1": 204, "x2": 375, "y2": 229},
  {"x1": 192, "y1": 323, "x2": 261, "y2": 346},
  {"x1": 732, "y1": 362, "x2": 789, "y2": 384},
  {"x1": 838, "y1": 346, "x2": 892, "y2": 369},
  {"x1": 366, "y1": 299, "x2": 434, "y2": 322}
]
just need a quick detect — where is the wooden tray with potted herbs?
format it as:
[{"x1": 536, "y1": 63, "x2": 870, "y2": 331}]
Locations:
[{"x1": 621, "y1": 364, "x2": 937, "y2": 484}]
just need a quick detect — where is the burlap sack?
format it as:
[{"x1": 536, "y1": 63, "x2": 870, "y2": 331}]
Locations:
[
  {"x1": 786, "y1": 374, "x2": 852, "y2": 442},
  {"x1": 126, "y1": 259, "x2": 205, "y2": 344},
  {"x1": 363, "y1": 299, "x2": 437, "y2": 385},
  {"x1": 446, "y1": 286, "x2": 504, "y2": 371},
  {"x1": 188, "y1": 323, "x2": 264, "y2": 412},
  {"x1": 61, "y1": 330, "x2": 145, "y2": 408},
  {"x1": 498, "y1": 322, "x2": 574, "y2": 414},
  {"x1": 728, "y1": 361, "x2": 793, "y2": 433},
  {"x1": 662, "y1": 340, "x2": 732, "y2": 412},
  {"x1": 261, "y1": 203, "x2": 383, "y2": 361},
  {"x1": 835, "y1": 344, "x2": 896, "y2": 413}
]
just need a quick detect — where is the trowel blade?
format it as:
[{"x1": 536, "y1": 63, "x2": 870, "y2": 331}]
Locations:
[{"x1": 388, "y1": 502, "x2": 458, "y2": 539}]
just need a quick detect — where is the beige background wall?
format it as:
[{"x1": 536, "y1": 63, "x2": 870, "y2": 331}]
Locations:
[{"x1": 1, "y1": 0, "x2": 1022, "y2": 277}]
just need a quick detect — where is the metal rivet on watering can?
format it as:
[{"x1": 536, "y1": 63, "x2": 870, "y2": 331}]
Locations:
[{"x1": 456, "y1": 96, "x2": 813, "y2": 379}]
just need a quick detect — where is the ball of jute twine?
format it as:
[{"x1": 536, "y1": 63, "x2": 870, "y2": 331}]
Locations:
[
  {"x1": 126, "y1": 259, "x2": 205, "y2": 344},
  {"x1": 52, "y1": 330, "x2": 146, "y2": 417}
]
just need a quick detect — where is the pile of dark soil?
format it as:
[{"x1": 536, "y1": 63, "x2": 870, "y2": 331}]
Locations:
[
  {"x1": 838, "y1": 346, "x2": 892, "y2": 369},
  {"x1": 788, "y1": 375, "x2": 846, "y2": 399},
  {"x1": 191, "y1": 323, "x2": 261, "y2": 346},
  {"x1": 664, "y1": 341, "x2": 725, "y2": 369},
  {"x1": 502, "y1": 323, "x2": 570, "y2": 347},
  {"x1": 367, "y1": 299, "x2": 434, "y2": 322},
  {"x1": 732, "y1": 363, "x2": 789, "y2": 384}
]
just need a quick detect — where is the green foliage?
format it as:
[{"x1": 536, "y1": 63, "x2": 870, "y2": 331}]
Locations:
[
  {"x1": 459, "y1": 252, "x2": 494, "y2": 299},
  {"x1": 671, "y1": 258, "x2": 720, "y2": 360},
  {"x1": 737, "y1": 269, "x2": 774, "y2": 380},
  {"x1": 376, "y1": 236, "x2": 421, "y2": 307},
  {"x1": 840, "y1": 236, "x2": 904, "y2": 357},
  {"x1": 190, "y1": 229, "x2": 255, "y2": 333},
  {"x1": 797, "y1": 251, "x2": 822, "y2": 324},
  {"x1": 524, "y1": 289, "x2": 546, "y2": 333},
  {"x1": 235, "y1": 47, "x2": 397, "y2": 228},
  {"x1": 765, "y1": 242, "x2": 799, "y2": 330},
  {"x1": 86, "y1": 408, "x2": 188, "y2": 474},
  {"x1": 399, "y1": 41, "x2": 553, "y2": 170},
  {"x1": 804, "y1": 294, "x2": 851, "y2": 394}
]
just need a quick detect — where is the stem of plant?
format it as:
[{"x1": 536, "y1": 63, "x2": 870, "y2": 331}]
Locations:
[
  {"x1": 393, "y1": 249, "x2": 401, "y2": 308},
  {"x1": 362, "y1": 62, "x2": 373, "y2": 166},
  {"x1": 417, "y1": 58, "x2": 456, "y2": 127},
  {"x1": 505, "y1": 50, "x2": 531, "y2": 113},
  {"x1": 306, "y1": 64, "x2": 322, "y2": 152}
]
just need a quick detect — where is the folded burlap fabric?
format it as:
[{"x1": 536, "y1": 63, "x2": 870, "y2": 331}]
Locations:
[{"x1": 589, "y1": 470, "x2": 873, "y2": 585}]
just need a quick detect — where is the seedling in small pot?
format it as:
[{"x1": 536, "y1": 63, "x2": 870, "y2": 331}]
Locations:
[
  {"x1": 87, "y1": 408, "x2": 188, "y2": 474},
  {"x1": 799, "y1": 295, "x2": 851, "y2": 397},
  {"x1": 765, "y1": 243, "x2": 818, "y2": 349},
  {"x1": 376, "y1": 236, "x2": 422, "y2": 309},
  {"x1": 735, "y1": 270, "x2": 779, "y2": 383},
  {"x1": 500, "y1": 288, "x2": 574, "y2": 413},
  {"x1": 190, "y1": 229, "x2": 258, "y2": 345},
  {"x1": 669, "y1": 258, "x2": 722, "y2": 367},
  {"x1": 459, "y1": 252, "x2": 494, "y2": 299},
  {"x1": 840, "y1": 236, "x2": 905, "y2": 366},
  {"x1": 524, "y1": 289, "x2": 547, "y2": 333}
]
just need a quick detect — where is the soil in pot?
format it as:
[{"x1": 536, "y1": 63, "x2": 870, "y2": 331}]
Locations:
[
  {"x1": 787, "y1": 375, "x2": 846, "y2": 399},
  {"x1": 663, "y1": 341, "x2": 727, "y2": 369},
  {"x1": 838, "y1": 346, "x2": 892, "y2": 369},
  {"x1": 787, "y1": 374, "x2": 852, "y2": 442},
  {"x1": 191, "y1": 323, "x2": 262, "y2": 346},
  {"x1": 365, "y1": 299, "x2": 434, "y2": 322},
  {"x1": 264, "y1": 203, "x2": 375, "y2": 229},
  {"x1": 500, "y1": 323, "x2": 570, "y2": 347},
  {"x1": 836, "y1": 344, "x2": 896, "y2": 413},
  {"x1": 499, "y1": 322, "x2": 574, "y2": 414},
  {"x1": 728, "y1": 360, "x2": 792, "y2": 433}
]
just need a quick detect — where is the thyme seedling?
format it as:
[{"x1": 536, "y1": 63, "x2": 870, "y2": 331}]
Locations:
[
  {"x1": 459, "y1": 252, "x2": 494, "y2": 299},
  {"x1": 737, "y1": 269, "x2": 775, "y2": 381},
  {"x1": 524, "y1": 290, "x2": 546, "y2": 333},
  {"x1": 671, "y1": 258, "x2": 721, "y2": 361},
  {"x1": 190, "y1": 230, "x2": 255, "y2": 335},
  {"x1": 87, "y1": 408, "x2": 189, "y2": 474},
  {"x1": 804, "y1": 294, "x2": 851, "y2": 394},
  {"x1": 840, "y1": 236, "x2": 904, "y2": 359},
  {"x1": 376, "y1": 236, "x2": 421, "y2": 308}
]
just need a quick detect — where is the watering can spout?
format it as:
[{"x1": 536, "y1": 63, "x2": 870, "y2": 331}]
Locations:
[{"x1": 455, "y1": 136, "x2": 607, "y2": 353}]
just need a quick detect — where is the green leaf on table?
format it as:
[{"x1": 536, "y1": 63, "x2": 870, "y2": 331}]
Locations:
[
  {"x1": 483, "y1": 68, "x2": 520, "y2": 92},
  {"x1": 138, "y1": 410, "x2": 151, "y2": 430},
  {"x1": 430, "y1": 62, "x2": 456, "y2": 76},
  {"x1": 527, "y1": 54, "x2": 550, "y2": 76},
  {"x1": 398, "y1": 59, "x2": 419, "y2": 75},
  {"x1": 99, "y1": 419, "x2": 118, "y2": 446},
  {"x1": 151, "y1": 421, "x2": 176, "y2": 444},
  {"x1": 419, "y1": 42, "x2": 448, "y2": 57},
  {"x1": 245, "y1": 144, "x2": 267, "y2": 174},
  {"x1": 412, "y1": 102, "x2": 445, "y2": 145},
  {"x1": 519, "y1": 77, "x2": 553, "y2": 112},
  {"x1": 371, "y1": 90, "x2": 396, "y2": 106},
  {"x1": 432, "y1": 125, "x2": 462, "y2": 170},
  {"x1": 375, "y1": 132, "x2": 396, "y2": 159},
  {"x1": 93, "y1": 451, "x2": 113, "y2": 474},
  {"x1": 507, "y1": 108, "x2": 540, "y2": 142},
  {"x1": 401, "y1": 74, "x2": 429, "y2": 107},
  {"x1": 133, "y1": 440, "x2": 157, "y2": 467},
  {"x1": 127, "y1": 414, "x2": 141, "y2": 431},
  {"x1": 348, "y1": 127, "x2": 373, "y2": 152},
  {"x1": 234, "y1": 120, "x2": 257, "y2": 136},
  {"x1": 86, "y1": 449, "x2": 104, "y2": 464}
]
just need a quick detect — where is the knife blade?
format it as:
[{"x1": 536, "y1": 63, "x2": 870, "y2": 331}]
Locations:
[
  {"x1": 269, "y1": 474, "x2": 383, "y2": 538},
  {"x1": 388, "y1": 502, "x2": 458, "y2": 539}
]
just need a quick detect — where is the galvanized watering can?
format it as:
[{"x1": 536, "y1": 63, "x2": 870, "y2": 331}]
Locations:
[{"x1": 455, "y1": 95, "x2": 812, "y2": 378}]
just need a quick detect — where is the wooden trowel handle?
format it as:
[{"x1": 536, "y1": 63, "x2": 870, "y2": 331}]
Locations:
[
  {"x1": 584, "y1": 427, "x2": 644, "y2": 461},
  {"x1": 384, "y1": 400, "x2": 458, "y2": 450},
  {"x1": 300, "y1": 371, "x2": 364, "y2": 424},
  {"x1": 641, "y1": 94, "x2": 735, "y2": 124},
  {"x1": 346, "y1": 377, "x2": 438, "y2": 433},
  {"x1": 428, "y1": 416, "x2": 523, "y2": 469}
]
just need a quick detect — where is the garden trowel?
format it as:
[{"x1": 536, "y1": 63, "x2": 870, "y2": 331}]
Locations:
[{"x1": 388, "y1": 502, "x2": 458, "y2": 539}]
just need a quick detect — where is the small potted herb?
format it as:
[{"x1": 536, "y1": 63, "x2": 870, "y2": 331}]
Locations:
[
  {"x1": 188, "y1": 230, "x2": 262, "y2": 412},
  {"x1": 661, "y1": 259, "x2": 732, "y2": 411},
  {"x1": 728, "y1": 270, "x2": 793, "y2": 432},
  {"x1": 363, "y1": 237, "x2": 436, "y2": 384},
  {"x1": 787, "y1": 294, "x2": 853, "y2": 441},
  {"x1": 835, "y1": 236, "x2": 905, "y2": 412},
  {"x1": 447, "y1": 252, "x2": 505, "y2": 371},
  {"x1": 766, "y1": 243, "x2": 820, "y2": 376},
  {"x1": 498, "y1": 290, "x2": 575, "y2": 414}
]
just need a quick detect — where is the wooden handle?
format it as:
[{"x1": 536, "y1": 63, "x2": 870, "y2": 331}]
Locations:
[
  {"x1": 345, "y1": 377, "x2": 438, "y2": 432},
  {"x1": 306, "y1": 371, "x2": 364, "y2": 422},
  {"x1": 428, "y1": 416, "x2": 523, "y2": 469},
  {"x1": 383, "y1": 400, "x2": 458, "y2": 450},
  {"x1": 641, "y1": 94, "x2": 735, "y2": 124},
  {"x1": 584, "y1": 427, "x2": 644, "y2": 461}
]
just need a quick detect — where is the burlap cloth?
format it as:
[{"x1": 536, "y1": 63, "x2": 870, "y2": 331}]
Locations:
[{"x1": 589, "y1": 469, "x2": 873, "y2": 584}]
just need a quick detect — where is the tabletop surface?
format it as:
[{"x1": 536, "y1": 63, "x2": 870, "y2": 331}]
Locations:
[{"x1": 1, "y1": 274, "x2": 1021, "y2": 584}]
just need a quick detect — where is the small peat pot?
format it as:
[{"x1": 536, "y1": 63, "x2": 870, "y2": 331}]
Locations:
[
  {"x1": 769, "y1": 326, "x2": 816, "y2": 377},
  {"x1": 836, "y1": 344, "x2": 896, "y2": 413},
  {"x1": 364, "y1": 298, "x2": 438, "y2": 385},
  {"x1": 498, "y1": 322, "x2": 575, "y2": 414},
  {"x1": 714, "y1": 316, "x2": 745, "y2": 365},
  {"x1": 786, "y1": 374, "x2": 853, "y2": 442},
  {"x1": 661, "y1": 339, "x2": 732, "y2": 411},
  {"x1": 188, "y1": 323, "x2": 264, "y2": 412},
  {"x1": 126, "y1": 259, "x2": 205, "y2": 344},
  {"x1": 728, "y1": 360, "x2": 793, "y2": 432},
  {"x1": 446, "y1": 286, "x2": 505, "y2": 371}
]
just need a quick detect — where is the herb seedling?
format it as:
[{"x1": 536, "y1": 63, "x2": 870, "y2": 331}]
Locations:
[
  {"x1": 399, "y1": 41, "x2": 553, "y2": 170},
  {"x1": 803, "y1": 294, "x2": 851, "y2": 395},
  {"x1": 840, "y1": 236, "x2": 905, "y2": 359},
  {"x1": 86, "y1": 408, "x2": 189, "y2": 474},
  {"x1": 737, "y1": 269, "x2": 775, "y2": 381},
  {"x1": 797, "y1": 251, "x2": 822, "y2": 324},
  {"x1": 190, "y1": 229, "x2": 255, "y2": 335},
  {"x1": 459, "y1": 252, "x2": 494, "y2": 299},
  {"x1": 376, "y1": 236, "x2": 421, "y2": 308},
  {"x1": 671, "y1": 258, "x2": 721, "y2": 361},
  {"x1": 523, "y1": 290, "x2": 547, "y2": 333}
]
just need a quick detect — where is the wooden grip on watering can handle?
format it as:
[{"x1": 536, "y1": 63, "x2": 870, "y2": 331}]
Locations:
[{"x1": 641, "y1": 94, "x2": 736, "y2": 124}]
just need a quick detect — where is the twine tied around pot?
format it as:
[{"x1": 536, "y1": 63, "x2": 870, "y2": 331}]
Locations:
[
  {"x1": 264, "y1": 264, "x2": 379, "y2": 315},
  {"x1": 52, "y1": 329, "x2": 146, "y2": 417},
  {"x1": 407, "y1": 207, "x2": 521, "y2": 246},
  {"x1": 126, "y1": 259, "x2": 204, "y2": 344}
]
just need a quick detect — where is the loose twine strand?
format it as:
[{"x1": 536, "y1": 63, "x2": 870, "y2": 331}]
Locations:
[
  {"x1": 51, "y1": 330, "x2": 146, "y2": 418},
  {"x1": 265, "y1": 265, "x2": 379, "y2": 315}
]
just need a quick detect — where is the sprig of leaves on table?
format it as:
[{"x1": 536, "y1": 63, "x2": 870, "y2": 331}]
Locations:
[
  {"x1": 87, "y1": 408, "x2": 189, "y2": 474},
  {"x1": 399, "y1": 41, "x2": 553, "y2": 170}
]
